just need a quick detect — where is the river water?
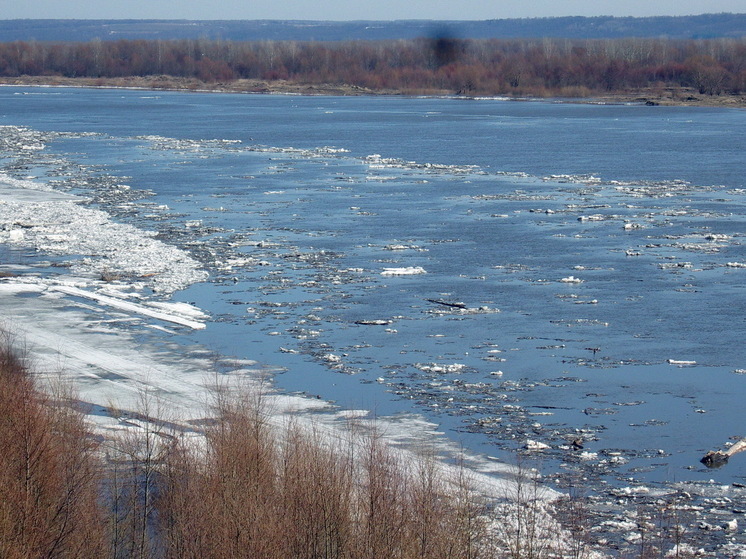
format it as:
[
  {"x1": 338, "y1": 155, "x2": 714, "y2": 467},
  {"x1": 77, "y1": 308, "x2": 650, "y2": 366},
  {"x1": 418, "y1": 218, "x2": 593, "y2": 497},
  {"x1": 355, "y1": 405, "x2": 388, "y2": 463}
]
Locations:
[{"x1": 1, "y1": 87, "x2": 745, "y2": 490}]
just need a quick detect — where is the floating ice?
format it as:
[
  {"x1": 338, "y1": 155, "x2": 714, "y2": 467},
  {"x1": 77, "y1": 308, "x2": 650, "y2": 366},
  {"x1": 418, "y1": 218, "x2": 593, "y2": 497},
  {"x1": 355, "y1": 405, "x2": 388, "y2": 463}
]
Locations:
[
  {"x1": 667, "y1": 359, "x2": 697, "y2": 366},
  {"x1": 381, "y1": 266, "x2": 427, "y2": 276},
  {"x1": 415, "y1": 363, "x2": 467, "y2": 374},
  {"x1": 363, "y1": 153, "x2": 480, "y2": 175},
  {"x1": 384, "y1": 244, "x2": 423, "y2": 251},
  {"x1": 525, "y1": 439, "x2": 551, "y2": 451},
  {"x1": 0, "y1": 176, "x2": 207, "y2": 294}
]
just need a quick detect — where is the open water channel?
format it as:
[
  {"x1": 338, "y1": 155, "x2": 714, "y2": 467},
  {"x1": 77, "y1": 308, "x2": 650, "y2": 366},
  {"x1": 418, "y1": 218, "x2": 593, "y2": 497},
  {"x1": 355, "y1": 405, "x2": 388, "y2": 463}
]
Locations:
[{"x1": 1, "y1": 87, "x2": 745, "y2": 501}]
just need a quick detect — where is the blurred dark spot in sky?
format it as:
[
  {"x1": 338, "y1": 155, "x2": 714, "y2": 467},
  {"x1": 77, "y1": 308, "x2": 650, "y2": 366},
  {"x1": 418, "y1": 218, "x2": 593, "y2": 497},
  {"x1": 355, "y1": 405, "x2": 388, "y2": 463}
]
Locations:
[{"x1": 430, "y1": 26, "x2": 461, "y2": 67}]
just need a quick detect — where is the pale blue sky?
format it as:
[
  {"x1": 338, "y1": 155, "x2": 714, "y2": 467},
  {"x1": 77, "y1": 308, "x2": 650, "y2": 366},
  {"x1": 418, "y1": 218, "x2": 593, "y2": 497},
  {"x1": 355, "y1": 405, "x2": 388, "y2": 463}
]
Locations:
[{"x1": 5, "y1": 0, "x2": 746, "y2": 20}]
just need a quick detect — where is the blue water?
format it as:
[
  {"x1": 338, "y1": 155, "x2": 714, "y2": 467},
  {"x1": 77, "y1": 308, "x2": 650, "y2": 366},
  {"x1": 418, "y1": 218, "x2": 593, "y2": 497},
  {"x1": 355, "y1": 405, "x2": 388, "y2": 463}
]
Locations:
[{"x1": 2, "y1": 87, "x2": 746, "y2": 488}]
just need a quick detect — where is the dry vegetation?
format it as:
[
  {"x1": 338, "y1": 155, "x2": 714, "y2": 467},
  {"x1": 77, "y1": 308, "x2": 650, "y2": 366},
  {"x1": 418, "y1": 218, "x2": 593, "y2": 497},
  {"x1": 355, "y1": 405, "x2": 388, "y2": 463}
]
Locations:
[
  {"x1": 1, "y1": 328, "x2": 708, "y2": 558},
  {"x1": 0, "y1": 333, "x2": 105, "y2": 558},
  {"x1": 1, "y1": 330, "x2": 591, "y2": 559},
  {"x1": 0, "y1": 37, "x2": 745, "y2": 105}
]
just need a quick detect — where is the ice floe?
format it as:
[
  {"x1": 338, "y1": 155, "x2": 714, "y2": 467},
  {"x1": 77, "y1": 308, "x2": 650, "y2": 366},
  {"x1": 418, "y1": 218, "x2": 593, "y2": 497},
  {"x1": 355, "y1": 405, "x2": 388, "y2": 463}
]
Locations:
[
  {"x1": 0, "y1": 174, "x2": 207, "y2": 293},
  {"x1": 50, "y1": 284, "x2": 207, "y2": 329},
  {"x1": 380, "y1": 266, "x2": 427, "y2": 276},
  {"x1": 667, "y1": 359, "x2": 697, "y2": 366}
]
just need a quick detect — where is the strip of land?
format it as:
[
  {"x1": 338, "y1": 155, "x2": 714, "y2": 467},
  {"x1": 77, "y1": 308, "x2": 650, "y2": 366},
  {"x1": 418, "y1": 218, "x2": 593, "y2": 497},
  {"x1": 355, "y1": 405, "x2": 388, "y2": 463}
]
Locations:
[{"x1": 2, "y1": 75, "x2": 744, "y2": 108}]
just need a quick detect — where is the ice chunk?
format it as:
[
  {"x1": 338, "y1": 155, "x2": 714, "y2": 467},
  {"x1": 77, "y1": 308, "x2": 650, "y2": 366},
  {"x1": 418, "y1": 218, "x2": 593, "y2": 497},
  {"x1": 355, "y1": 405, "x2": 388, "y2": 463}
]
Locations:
[{"x1": 381, "y1": 266, "x2": 426, "y2": 276}]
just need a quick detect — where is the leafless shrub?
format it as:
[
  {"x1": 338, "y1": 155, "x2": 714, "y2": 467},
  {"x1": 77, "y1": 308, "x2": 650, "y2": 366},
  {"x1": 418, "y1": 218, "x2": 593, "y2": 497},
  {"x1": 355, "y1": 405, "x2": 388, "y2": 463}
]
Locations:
[
  {"x1": 489, "y1": 460, "x2": 563, "y2": 559},
  {"x1": 155, "y1": 380, "x2": 499, "y2": 559},
  {"x1": 104, "y1": 391, "x2": 174, "y2": 559},
  {"x1": 0, "y1": 329, "x2": 602, "y2": 559},
  {"x1": 0, "y1": 330, "x2": 106, "y2": 558},
  {"x1": 446, "y1": 456, "x2": 491, "y2": 559},
  {"x1": 554, "y1": 481, "x2": 594, "y2": 559},
  {"x1": 620, "y1": 495, "x2": 697, "y2": 559},
  {"x1": 356, "y1": 430, "x2": 410, "y2": 558},
  {"x1": 279, "y1": 421, "x2": 354, "y2": 559}
]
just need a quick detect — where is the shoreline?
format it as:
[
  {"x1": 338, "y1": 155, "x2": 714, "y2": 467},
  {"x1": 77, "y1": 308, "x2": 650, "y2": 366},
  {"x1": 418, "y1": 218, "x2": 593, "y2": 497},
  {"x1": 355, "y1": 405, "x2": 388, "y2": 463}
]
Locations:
[
  {"x1": 0, "y1": 169, "x2": 518, "y2": 493},
  {"x1": 1, "y1": 75, "x2": 745, "y2": 108}
]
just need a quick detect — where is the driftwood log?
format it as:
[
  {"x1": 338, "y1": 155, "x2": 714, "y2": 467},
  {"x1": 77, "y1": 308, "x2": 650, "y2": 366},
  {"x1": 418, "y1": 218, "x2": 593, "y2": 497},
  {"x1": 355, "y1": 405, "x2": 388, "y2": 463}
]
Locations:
[
  {"x1": 426, "y1": 298, "x2": 467, "y2": 309},
  {"x1": 701, "y1": 439, "x2": 746, "y2": 468}
]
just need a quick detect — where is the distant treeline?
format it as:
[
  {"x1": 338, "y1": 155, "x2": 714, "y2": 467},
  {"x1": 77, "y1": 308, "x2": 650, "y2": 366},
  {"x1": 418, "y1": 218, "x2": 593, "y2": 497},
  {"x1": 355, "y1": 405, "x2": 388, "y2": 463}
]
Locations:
[
  {"x1": 1, "y1": 37, "x2": 745, "y2": 96},
  {"x1": 2, "y1": 15, "x2": 745, "y2": 42}
]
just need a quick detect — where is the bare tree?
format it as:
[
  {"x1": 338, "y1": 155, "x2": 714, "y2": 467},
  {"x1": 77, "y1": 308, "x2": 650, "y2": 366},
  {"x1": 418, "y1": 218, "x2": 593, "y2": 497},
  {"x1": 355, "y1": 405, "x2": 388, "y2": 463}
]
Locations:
[{"x1": 490, "y1": 460, "x2": 561, "y2": 559}]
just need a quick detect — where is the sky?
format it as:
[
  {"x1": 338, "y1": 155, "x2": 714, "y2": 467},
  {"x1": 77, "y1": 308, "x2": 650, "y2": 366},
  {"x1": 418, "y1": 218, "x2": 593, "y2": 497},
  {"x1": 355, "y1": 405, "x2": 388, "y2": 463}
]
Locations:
[{"x1": 4, "y1": 0, "x2": 745, "y2": 20}]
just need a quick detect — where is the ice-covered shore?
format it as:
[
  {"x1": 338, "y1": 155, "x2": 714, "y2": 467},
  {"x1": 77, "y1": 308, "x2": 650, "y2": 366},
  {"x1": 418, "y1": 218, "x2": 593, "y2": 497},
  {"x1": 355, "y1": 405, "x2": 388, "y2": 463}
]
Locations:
[
  {"x1": 0, "y1": 170, "x2": 215, "y2": 419},
  {"x1": 0, "y1": 168, "x2": 526, "y2": 499},
  {"x1": 2, "y1": 273, "x2": 585, "y2": 557},
  {"x1": 0, "y1": 192, "x2": 552, "y2": 547},
  {"x1": 0, "y1": 174, "x2": 208, "y2": 293}
]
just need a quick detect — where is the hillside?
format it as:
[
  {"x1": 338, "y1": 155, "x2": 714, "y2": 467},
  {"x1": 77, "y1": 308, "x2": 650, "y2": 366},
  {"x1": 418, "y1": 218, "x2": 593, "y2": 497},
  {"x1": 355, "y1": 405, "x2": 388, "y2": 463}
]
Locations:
[{"x1": 0, "y1": 13, "x2": 745, "y2": 43}]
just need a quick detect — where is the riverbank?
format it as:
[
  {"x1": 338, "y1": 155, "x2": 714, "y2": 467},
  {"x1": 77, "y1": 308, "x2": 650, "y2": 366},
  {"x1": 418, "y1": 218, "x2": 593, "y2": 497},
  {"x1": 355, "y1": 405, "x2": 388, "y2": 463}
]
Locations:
[{"x1": 1, "y1": 75, "x2": 744, "y2": 108}]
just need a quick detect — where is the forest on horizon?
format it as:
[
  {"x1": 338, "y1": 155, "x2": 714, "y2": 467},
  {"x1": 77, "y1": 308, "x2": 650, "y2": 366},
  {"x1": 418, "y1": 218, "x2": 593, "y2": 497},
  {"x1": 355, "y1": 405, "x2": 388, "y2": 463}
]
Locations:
[{"x1": 0, "y1": 36, "x2": 744, "y2": 98}]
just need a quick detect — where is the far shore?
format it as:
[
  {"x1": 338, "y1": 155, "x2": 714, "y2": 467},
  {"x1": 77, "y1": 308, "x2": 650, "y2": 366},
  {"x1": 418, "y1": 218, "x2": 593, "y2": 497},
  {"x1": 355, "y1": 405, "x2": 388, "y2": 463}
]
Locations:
[{"x1": 2, "y1": 75, "x2": 745, "y2": 108}]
